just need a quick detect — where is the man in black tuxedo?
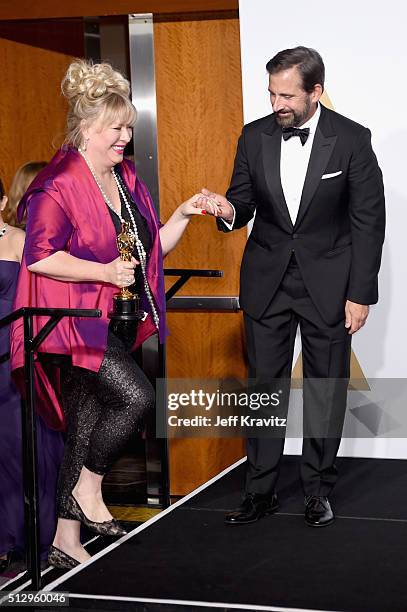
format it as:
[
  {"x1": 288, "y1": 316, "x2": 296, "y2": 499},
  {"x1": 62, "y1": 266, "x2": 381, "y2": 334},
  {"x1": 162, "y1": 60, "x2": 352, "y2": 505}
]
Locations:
[{"x1": 200, "y1": 46, "x2": 385, "y2": 527}]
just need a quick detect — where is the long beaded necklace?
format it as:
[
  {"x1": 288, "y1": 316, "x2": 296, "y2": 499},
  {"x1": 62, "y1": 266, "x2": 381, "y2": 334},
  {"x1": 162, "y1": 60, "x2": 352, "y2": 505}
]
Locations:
[{"x1": 78, "y1": 147, "x2": 160, "y2": 330}]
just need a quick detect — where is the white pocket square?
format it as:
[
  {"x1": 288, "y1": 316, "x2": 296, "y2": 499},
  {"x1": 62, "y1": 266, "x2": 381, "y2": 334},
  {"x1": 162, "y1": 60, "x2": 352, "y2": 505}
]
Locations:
[{"x1": 322, "y1": 171, "x2": 342, "y2": 180}]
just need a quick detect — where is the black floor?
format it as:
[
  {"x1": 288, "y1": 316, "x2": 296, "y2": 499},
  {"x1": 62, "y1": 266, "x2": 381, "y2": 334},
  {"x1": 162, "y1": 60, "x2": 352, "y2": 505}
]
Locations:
[{"x1": 22, "y1": 457, "x2": 407, "y2": 611}]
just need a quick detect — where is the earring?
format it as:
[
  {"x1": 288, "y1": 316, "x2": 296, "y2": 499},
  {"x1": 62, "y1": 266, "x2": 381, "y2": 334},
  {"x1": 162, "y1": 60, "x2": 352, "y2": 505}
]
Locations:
[{"x1": 83, "y1": 138, "x2": 89, "y2": 152}]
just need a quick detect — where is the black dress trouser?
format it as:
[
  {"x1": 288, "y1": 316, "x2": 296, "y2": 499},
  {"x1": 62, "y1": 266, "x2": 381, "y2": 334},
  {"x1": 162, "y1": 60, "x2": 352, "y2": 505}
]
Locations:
[{"x1": 244, "y1": 255, "x2": 352, "y2": 497}]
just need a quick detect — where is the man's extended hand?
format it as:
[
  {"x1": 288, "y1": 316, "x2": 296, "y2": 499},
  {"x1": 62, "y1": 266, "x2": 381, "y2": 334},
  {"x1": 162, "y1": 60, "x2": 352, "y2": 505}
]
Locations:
[
  {"x1": 196, "y1": 187, "x2": 234, "y2": 222},
  {"x1": 345, "y1": 300, "x2": 369, "y2": 334}
]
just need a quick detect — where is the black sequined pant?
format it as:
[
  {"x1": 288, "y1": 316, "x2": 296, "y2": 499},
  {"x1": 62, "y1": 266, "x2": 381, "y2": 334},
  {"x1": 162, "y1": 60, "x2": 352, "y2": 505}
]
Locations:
[{"x1": 56, "y1": 330, "x2": 154, "y2": 519}]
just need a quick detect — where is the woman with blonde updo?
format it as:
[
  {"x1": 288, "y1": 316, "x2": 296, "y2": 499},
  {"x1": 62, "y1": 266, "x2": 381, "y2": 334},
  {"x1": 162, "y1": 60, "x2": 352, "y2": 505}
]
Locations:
[{"x1": 11, "y1": 59, "x2": 210, "y2": 569}]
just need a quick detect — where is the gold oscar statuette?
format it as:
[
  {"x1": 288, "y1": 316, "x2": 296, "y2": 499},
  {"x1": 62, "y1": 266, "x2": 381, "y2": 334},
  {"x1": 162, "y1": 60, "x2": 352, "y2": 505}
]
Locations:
[{"x1": 108, "y1": 221, "x2": 144, "y2": 322}]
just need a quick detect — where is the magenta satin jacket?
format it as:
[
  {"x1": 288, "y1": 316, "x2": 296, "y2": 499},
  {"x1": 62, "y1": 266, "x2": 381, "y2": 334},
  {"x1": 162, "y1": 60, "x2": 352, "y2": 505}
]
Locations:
[{"x1": 10, "y1": 147, "x2": 167, "y2": 430}]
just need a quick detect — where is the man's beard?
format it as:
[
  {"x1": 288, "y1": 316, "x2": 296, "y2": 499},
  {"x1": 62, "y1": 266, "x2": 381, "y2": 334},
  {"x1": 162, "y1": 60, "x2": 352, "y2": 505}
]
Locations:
[{"x1": 275, "y1": 97, "x2": 312, "y2": 127}]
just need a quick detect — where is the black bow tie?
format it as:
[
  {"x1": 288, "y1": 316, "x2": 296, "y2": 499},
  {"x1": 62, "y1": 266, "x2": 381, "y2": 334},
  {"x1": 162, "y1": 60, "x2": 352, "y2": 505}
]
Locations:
[{"x1": 282, "y1": 126, "x2": 310, "y2": 146}]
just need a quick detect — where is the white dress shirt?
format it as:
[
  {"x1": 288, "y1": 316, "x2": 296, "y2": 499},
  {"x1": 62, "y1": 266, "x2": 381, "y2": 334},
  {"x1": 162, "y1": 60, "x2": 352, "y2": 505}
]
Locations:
[
  {"x1": 222, "y1": 104, "x2": 321, "y2": 230},
  {"x1": 280, "y1": 104, "x2": 321, "y2": 225}
]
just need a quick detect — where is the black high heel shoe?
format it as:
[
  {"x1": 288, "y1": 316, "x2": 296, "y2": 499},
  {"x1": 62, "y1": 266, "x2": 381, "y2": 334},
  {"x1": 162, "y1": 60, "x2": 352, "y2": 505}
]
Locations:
[
  {"x1": 66, "y1": 494, "x2": 127, "y2": 537},
  {"x1": 48, "y1": 545, "x2": 80, "y2": 570}
]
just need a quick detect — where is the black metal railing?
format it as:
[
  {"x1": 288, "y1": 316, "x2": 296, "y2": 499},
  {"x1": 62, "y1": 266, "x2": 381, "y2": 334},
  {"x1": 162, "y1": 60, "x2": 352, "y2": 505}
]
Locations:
[
  {"x1": 0, "y1": 308, "x2": 101, "y2": 590},
  {"x1": 164, "y1": 268, "x2": 223, "y2": 301}
]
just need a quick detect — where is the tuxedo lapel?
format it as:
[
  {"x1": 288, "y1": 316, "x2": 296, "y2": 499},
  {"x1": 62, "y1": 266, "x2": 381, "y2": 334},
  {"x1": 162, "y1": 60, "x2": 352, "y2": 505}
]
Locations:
[
  {"x1": 261, "y1": 129, "x2": 293, "y2": 231},
  {"x1": 294, "y1": 111, "x2": 337, "y2": 229}
]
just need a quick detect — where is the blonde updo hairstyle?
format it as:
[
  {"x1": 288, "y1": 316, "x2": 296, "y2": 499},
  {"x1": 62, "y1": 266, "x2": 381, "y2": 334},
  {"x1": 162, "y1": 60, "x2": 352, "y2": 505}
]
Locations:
[{"x1": 61, "y1": 59, "x2": 137, "y2": 148}]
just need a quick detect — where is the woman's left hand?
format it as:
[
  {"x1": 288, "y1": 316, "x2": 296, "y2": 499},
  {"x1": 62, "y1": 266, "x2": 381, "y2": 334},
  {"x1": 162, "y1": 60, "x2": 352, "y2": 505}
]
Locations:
[
  {"x1": 160, "y1": 193, "x2": 219, "y2": 257},
  {"x1": 179, "y1": 194, "x2": 220, "y2": 217}
]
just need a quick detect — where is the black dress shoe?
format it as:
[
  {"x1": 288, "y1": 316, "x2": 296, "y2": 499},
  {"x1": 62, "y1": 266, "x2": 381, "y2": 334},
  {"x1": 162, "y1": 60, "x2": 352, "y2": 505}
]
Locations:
[
  {"x1": 304, "y1": 495, "x2": 334, "y2": 527},
  {"x1": 66, "y1": 494, "x2": 127, "y2": 537},
  {"x1": 225, "y1": 493, "x2": 279, "y2": 525},
  {"x1": 48, "y1": 545, "x2": 81, "y2": 570}
]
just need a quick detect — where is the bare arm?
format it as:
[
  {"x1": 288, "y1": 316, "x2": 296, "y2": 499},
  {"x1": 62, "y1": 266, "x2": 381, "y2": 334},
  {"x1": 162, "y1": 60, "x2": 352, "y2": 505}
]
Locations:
[
  {"x1": 24, "y1": 191, "x2": 138, "y2": 288},
  {"x1": 28, "y1": 251, "x2": 137, "y2": 288},
  {"x1": 159, "y1": 195, "x2": 207, "y2": 257},
  {"x1": 9, "y1": 227, "x2": 25, "y2": 263}
]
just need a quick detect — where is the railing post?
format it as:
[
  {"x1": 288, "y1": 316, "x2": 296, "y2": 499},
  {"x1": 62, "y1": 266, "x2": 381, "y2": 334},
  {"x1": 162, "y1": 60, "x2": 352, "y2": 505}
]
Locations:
[{"x1": 22, "y1": 313, "x2": 41, "y2": 590}]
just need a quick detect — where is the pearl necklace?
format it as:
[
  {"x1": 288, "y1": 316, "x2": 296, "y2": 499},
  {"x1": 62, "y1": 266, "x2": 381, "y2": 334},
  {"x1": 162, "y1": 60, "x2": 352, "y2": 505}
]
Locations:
[
  {"x1": 78, "y1": 147, "x2": 160, "y2": 330},
  {"x1": 0, "y1": 223, "x2": 8, "y2": 238}
]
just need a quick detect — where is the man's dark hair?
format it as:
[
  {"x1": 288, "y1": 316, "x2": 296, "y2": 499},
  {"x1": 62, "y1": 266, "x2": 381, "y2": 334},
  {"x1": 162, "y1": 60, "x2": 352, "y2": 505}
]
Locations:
[
  {"x1": 266, "y1": 46, "x2": 325, "y2": 93},
  {"x1": 0, "y1": 178, "x2": 4, "y2": 199}
]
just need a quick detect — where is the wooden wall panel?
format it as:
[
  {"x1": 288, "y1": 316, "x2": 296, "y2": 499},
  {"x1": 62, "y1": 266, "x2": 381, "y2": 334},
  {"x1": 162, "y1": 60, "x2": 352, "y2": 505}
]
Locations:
[
  {"x1": 154, "y1": 13, "x2": 246, "y2": 296},
  {"x1": 0, "y1": 36, "x2": 79, "y2": 192},
  {"x1": 166, "y1": 312, "x2": 246, "y2": 495},
  {"x1": 0, "y1": 1, "x2": 238, "y2": 21},
  {"x1": 154, "y1": 13, "x2": 247, "y2": 495}
]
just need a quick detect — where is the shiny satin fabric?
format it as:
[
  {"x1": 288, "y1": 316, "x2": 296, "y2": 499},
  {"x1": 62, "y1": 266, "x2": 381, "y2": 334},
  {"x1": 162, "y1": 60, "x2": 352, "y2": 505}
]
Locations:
[{"x1": 10, "y1": 147, "x2": 166, "y2": 431}]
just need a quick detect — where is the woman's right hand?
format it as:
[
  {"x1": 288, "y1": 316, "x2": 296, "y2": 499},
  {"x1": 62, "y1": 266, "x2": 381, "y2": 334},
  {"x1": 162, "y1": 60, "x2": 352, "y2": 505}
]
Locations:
[{"x1": 103, "y1": 256, "x2": 139, "y2": 288}]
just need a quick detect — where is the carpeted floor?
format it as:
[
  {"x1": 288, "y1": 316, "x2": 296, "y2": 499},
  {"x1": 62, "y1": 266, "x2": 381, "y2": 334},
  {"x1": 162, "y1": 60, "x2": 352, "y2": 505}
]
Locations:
[
  {"x1": 6, "y1": 456, "x2": 407, "y2": 612},
  {"x1": 59, "y1": 507, "x2": 407, "y2": 611}
]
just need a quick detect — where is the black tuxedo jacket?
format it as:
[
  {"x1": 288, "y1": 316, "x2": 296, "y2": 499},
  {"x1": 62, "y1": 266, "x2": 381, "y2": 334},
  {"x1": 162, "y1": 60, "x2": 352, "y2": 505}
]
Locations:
[{"x1": 219, "y1": 104, "x2": 386, "y2": 325}]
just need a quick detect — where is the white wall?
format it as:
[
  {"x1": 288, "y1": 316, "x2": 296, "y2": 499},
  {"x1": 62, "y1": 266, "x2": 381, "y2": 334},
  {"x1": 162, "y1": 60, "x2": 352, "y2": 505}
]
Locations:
[{"x1": 238, "y1": 0, "x2": 407, "y2": 457}]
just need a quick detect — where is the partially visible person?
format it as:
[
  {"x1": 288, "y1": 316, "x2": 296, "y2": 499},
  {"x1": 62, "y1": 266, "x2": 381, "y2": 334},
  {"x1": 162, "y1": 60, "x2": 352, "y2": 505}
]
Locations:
[
  {"x1": 5, "y1": 162, "x2": 47, "y2": 229},
  {"x1": 0, "y1": 173, "x2": 63, "y2": 574}
]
